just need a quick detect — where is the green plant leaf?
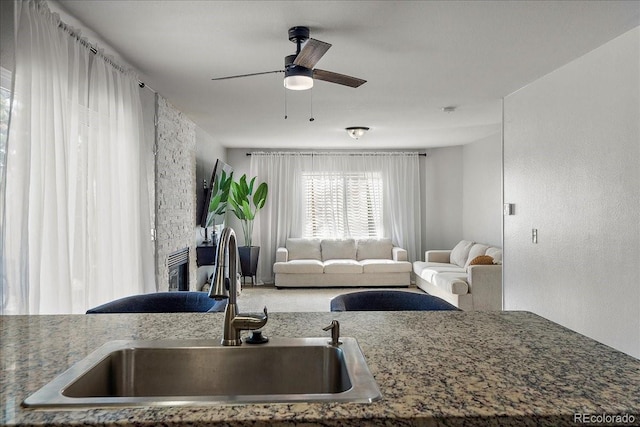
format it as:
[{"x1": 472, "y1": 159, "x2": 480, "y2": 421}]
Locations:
[
  {"x1": 210, "y1": 193, "x2": 222, "y2": 211},
  {"x1": 241, "y1": 200, "x2": 254, "y2": 221},
  {"x1": 239, "y1": 175, "x2": 249, "y2": 196},
  {"x1": 253, "y1": 183, "x2": 268, "y2": 210}
]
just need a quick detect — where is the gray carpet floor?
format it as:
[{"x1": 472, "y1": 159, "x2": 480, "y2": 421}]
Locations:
[{"x1": 236, "y1": 284, "x2": 423, "y2": 313}]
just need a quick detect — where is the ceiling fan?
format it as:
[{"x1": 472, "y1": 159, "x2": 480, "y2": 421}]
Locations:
[{"x1": 211, "y1": 26, "x2": 366, "y2": 91}]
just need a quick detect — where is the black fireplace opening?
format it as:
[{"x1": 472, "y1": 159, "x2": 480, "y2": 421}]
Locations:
[{"x1": 168, "y1": 247, "x2": 189, "y2": 291}]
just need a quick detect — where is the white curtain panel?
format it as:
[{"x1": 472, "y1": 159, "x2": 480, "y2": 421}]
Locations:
[
  {"x1": 250, "y1": 152, "x2": 422, "y2": 283},
  {"x1": 1, "y1": 1, "x2": 155, "y2": 314},
  {"x1": 250, "y1": 153, "x2": 307, "y2": 283}
]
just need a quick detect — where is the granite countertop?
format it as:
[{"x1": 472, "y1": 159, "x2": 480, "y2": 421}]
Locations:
[{"x1": 1, "y1": 311, "x2": 639, "y2": 426}]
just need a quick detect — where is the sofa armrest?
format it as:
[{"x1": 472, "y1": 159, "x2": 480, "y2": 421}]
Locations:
[
  {"x1": 392, "y1": 247, "x2": 408, "y2": 261},
  {"x1": 425, "y1": 250, "x2": 451, "y2": 263},
  {"x1": 276, "y1": 247, "x2": 289, "y2": 263},
  {"x1": 467, "y1": 265, "x2": 502, "y2": 310}
]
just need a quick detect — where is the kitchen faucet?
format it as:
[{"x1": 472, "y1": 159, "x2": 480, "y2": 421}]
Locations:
[{"x1": 209, "y1": 227, "x2": 268, "y2": 346}]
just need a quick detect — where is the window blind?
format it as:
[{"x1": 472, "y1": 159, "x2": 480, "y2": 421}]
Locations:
[{"x1": 302, "y1": 171, "x2": 383, "y2": 239}]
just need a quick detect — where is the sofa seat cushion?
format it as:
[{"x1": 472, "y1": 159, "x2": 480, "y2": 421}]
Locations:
[
  {"x1": 413, "y1": 261, "x2": 461, "y2": 275},
  {"x1": 321, "y1": 239, "x2": 356, "y2": 261},
  {"x1": 418, "y1": 265, "x2": 466, "y2": 283},
  {"x1": 361, "y1": 259, "x2": 412, "y2": 274},
  {"x1": 323, "y1": 259, "x2": 363, "y2": 274},
  {"x1": 273, "y1": 259, "x2": 324, "y2": 274},
  {"x1": 286, "y1": 238, "x2": 321, "y2": 260},
  {"x1": 432, "y1": 272, "x2": 469, "y2": 295},
  {"x1": 424, "y1": 261, "x2": 458, "y2": 268},
  {"x1": 356, "y1": 238, "x2": 393, "y2": 261}
]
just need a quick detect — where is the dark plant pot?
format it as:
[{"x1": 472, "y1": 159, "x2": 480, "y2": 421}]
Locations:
[{"x1": 238, "y1": 246, "x2": 260, "y2": 278}]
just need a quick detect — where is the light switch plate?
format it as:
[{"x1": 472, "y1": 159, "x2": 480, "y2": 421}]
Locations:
[
  {"x1": 504, "y1": 203, "x2": 515, "y2": 215},
  {"x1": 532, "y1": 228, "x2": 538, "y2": 244}
]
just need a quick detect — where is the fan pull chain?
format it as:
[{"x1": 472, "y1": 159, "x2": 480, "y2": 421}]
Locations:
[
  {"x1": 309, "y1": 87, "x2": 314, "y2": 122},
  {"x1": 284, "y1": 84, "x2": 288, "y2": 119}
]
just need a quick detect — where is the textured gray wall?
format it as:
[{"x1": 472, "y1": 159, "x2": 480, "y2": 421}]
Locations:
[{"x1": 504, "y1": 27, "x2": 639, "y2": 358}]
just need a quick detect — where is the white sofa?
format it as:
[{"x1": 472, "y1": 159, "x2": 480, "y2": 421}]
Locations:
[
  {"x1": 274, "y1": 238, "x2": 412, "y2": 287},
  {"x1": 413, "y1": 240, "x2": 502, "y2": 311}
]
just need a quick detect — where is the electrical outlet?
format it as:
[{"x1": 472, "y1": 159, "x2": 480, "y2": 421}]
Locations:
[{"x1": 532, "y1": 228, "x2": 538, "y2": 244}]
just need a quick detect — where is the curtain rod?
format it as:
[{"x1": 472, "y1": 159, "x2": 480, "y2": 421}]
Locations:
[
  {"x1": 56, "y1": 22, "x2": 153, "y2": 92},
  {"x1": 246, "y1": 152, "x2": 427, "y2": 157}
]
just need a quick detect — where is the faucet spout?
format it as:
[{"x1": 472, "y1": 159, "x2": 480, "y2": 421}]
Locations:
[{"x1": 209, "y1": 227, "x2": 269, "y2": 346}]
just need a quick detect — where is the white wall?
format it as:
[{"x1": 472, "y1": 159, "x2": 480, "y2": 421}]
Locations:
[
  {"x1": 462, "y1": 133, "x2": 502, "y2": 247},
  {"x1": 504, "y1": 27, "x2": 640, "y2": 358},
  {"x1": 195, "y1": 126, "x2": 227, "y2": 232},
  {"x1": 421, "y1": 138, "x2": 502, "y2": 254},
  {"x1": 226, "y1": 148, "x2": 251, "y2": 178},
  {"x1": 194, "y1": 127, "x2": 227, "y2": 288},
  {"x1": 423, "y1": 146, "x2": 463, "y2": 251}
]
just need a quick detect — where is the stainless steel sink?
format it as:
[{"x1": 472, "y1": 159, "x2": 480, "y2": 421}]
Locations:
[{"x1": 22, "y1": 337, "x2": 381, "y2": 408}]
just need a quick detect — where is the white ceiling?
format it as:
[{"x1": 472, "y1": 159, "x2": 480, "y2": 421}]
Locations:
[{"x1": 56, "y1": 0, "x2": 639, "y2": 149}]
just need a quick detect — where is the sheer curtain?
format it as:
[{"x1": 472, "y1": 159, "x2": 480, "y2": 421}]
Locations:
[
  {"x1": 251, "y1": 152, "x2": 422, "y2": 283},
  {"x1": 1, "y1": 1, "x2": 155, "y2": 314}
]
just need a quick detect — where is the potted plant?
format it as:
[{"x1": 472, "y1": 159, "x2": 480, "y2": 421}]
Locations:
[{"x1": 228, "y1": 174, "x2": 268, "y2": 282}]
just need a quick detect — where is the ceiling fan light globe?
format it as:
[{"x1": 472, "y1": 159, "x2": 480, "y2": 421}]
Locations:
[{"x1": 284, "y1": 75, "x2": 313, "y2": 90}]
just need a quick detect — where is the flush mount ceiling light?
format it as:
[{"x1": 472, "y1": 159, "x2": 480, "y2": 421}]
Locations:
[{"x1": 346, "y1": 127, "x2": 370, "y2": 140}]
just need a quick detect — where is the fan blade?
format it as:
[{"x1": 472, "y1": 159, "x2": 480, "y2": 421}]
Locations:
[
  {"x1": 313, "y1": 69, "x2": 366, "y2": 88},
  {"x1": 212, "y1": 70, "x2": 283, "y2": 81},
  {"x1": 293, "y1": 38, "x2": 331, "y2": 69}
]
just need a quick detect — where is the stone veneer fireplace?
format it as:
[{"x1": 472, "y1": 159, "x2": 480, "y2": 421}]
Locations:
[{"x1": 154, "y1": 95, "x2": 197, "y2": 291}]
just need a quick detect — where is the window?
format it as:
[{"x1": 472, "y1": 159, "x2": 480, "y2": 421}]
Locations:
[{"x1": 302, "y1": 171, "x2": 383, "y2": 239}]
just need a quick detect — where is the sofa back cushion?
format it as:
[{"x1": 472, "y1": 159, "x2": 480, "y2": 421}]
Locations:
[
  {"x1": 321, "y1": 239, "x2": 357, "y2": 261},
  {"x1": 356, "y1": 238, "x2": 393, "y2": 260},
  {"x1": 450, "y1": 240, "x2": 475, "y2": 267},
  {"x1": 465, "y1": 244, "x2": 489, "y2": 268},
  {"x1": 486, "y1": 247, "x2": 503, "y2": 264},
  {"x1": 286, "y1": 238, "x2": 321, "y2": 260}
]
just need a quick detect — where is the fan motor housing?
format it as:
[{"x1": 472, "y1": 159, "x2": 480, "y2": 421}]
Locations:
[
  {"x1": 284, "y1": 54, "x2": 312, "y2": 78},
  {"x1": 284, "y1": 54, "x2": 297, "y2": 67}
]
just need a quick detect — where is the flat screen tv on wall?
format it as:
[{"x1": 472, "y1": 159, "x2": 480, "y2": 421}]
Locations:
[{"x1": 200, "y1": 159, "x2": 233, "y2": 233}]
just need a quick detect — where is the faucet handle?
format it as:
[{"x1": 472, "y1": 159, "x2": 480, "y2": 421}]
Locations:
[
  {"x1": 232, "y1": 306, "x2": 268, "y2": 333},
  {"x1": 323, "y1": 320, "x2": 342, "y2": 346}
]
